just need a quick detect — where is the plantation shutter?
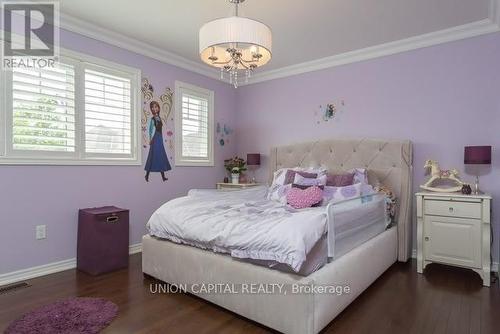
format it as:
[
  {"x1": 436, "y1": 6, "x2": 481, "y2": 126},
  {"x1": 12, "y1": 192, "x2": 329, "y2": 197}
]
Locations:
[
  {"x1": 84, "y1": 68, "x2": 132, "y2": 155},
  {"x1": 11, "y1": 64, "x2": 76, "y2": 152},
  {"x1": 181, "y1": 93, "x2": 209, "y2": 159}
]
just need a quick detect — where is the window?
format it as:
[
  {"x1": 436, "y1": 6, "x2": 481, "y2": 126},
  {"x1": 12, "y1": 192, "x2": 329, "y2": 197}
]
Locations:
[
  {"x1": 0, "y1": 49, "x2": 141, "y2": 165},
  {"x1": 175, "y1": 81, "x2": 214, "y2": 166}
]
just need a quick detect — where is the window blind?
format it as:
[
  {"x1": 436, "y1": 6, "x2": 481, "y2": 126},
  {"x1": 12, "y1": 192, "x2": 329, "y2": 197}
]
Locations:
[
  {"x1": 181, "y1": 93, "x2": 209, "y2": 158},
  {"x1": 11, "y1": 64, "x2": 76, "y2": 152},
  {"x1": 84, "y1": 68, "x2": 132, "y2": 155}
]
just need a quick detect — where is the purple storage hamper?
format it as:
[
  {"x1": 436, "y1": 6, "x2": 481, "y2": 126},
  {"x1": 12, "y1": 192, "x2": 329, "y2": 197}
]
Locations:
[{"x1": 77, "y1": 206, "x2": 129, "y2": 275}]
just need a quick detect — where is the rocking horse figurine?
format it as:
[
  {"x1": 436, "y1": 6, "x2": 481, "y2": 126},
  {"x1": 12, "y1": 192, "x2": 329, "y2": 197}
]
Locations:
[{"x1": 420, "y1": 160, "x2": 464, "y2": 193}]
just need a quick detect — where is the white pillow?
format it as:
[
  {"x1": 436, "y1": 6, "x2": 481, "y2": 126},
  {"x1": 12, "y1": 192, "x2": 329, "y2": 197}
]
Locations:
[
  {"x1": 267, "y1": 184, "x2": 292, "y2": 204},
  {"x1": 294, "y1": 173, "x2": 327, "y2": 186},
  {"x1": 349, "y1": 168, "x2": 368, "y2": 184}
]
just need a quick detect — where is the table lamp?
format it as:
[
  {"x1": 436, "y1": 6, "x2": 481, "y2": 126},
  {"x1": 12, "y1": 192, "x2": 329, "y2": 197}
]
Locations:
[
  {"x1": 464, "y1": 146, "x2": 491, "y2": 195},
  {"x1": 246, "y1": 153, "x2": 261, "y2": 183}
]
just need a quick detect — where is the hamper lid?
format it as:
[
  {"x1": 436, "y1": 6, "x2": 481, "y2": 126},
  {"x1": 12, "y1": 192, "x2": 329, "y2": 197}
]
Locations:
[{"x1": 80, "y1": 206, "x2": 128, "y2": 215}]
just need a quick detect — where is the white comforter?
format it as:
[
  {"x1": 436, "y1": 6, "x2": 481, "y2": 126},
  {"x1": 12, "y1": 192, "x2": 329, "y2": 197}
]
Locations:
[
  {"x1": 147, "y1": 186, "x2": 327, "y2": 272},
  {"x1": 147, "y1": 186, "x2": 387, "y2": 272}
]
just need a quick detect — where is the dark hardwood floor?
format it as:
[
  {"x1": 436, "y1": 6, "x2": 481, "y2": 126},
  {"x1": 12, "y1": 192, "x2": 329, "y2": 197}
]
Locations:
[{"x1": 1, "y1": 254, "x2": 499, "y2": 334}]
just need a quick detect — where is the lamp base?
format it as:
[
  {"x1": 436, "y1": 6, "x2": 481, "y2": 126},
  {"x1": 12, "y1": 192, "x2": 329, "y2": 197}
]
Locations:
[{"x1": 473, "y1": 175, "x2": 481, "y2": 195}]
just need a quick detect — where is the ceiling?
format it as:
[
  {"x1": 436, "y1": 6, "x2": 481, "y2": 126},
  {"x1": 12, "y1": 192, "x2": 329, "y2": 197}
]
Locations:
[{"x1": 59, "y1": 0, "x2": 491, "y2": 72}]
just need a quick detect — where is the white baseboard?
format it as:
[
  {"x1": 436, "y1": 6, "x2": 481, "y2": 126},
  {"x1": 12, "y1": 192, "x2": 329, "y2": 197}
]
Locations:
[
  {"x1": 129, "y1": 243, "x2": 143, "y2": 255},
  {"x1": 0, "y1": 243, "x2": 142, "y2": 287},
  {"x1": 411, "y1": 249, "x2": 499, "y2": 273}
]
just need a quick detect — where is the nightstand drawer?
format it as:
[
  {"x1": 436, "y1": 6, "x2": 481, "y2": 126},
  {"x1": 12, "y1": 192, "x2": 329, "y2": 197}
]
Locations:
[{"x1": 424, "y1": 199, "x2": 481, "y2": 219}]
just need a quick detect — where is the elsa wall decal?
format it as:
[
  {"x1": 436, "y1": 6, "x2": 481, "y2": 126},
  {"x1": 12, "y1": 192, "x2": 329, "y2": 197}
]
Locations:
[{"x1": 141, "y1": 78, "x2": 174, "y2": 183}]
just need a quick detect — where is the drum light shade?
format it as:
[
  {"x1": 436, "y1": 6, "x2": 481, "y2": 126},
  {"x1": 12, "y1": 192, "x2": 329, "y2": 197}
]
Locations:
[
  {"x1": 464, "y1": 146, "x2": 492, "y2": 164},
  {"x1": 199, "y1": 16, "x2": 272, "y2": 69}
]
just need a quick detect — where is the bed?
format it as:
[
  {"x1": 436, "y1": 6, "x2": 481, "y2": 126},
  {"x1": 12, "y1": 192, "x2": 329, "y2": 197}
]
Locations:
[{"x1": 142, "y1": 138, "x2": 413, "y2": 334}]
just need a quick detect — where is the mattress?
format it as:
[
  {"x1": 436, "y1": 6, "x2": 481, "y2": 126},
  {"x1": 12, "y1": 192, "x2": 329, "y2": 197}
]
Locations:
[
  {"x1": 147, "y1": 187, "x2": 388, "y2": 275},
  {"x1": 242, "y1": 209, "x2": 387, "y2": 275}
]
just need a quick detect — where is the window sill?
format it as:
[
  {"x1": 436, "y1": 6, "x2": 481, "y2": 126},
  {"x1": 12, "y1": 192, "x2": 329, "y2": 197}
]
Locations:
[
  {"x1": 0, "y1": 157, "x2": 142, "y2": 166},
  {"x1": 175, "y1": 160, "x2": 215, "y2": 167}
]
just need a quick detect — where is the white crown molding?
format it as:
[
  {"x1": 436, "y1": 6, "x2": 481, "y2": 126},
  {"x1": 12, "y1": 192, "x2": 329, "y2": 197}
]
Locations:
[
  {"x1": 245, "y1": 18, "x2": 500, "y2": 85},
  {"x1": 59, "y1": 13, "x2": 222, "y2": 82},
  {"x1": 5, "y1": 3, "x2": 500, "y2": 86},
  {"x1": 0, "y1": 243, "x2": 142, "y2": 287},
  {"x1": 56, "y1": 2, "x2": 500, "y2": 87}
]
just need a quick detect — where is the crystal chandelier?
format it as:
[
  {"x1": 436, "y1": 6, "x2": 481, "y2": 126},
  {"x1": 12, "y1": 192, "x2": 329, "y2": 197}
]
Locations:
[{"x1": 199, "y1": 0, "x2": 272, "y2": 88}]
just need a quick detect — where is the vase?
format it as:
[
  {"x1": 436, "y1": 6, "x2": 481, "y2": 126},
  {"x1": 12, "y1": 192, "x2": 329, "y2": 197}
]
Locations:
[{"x1": 231, "y1": 173, "x2": 240, "y2": 184}]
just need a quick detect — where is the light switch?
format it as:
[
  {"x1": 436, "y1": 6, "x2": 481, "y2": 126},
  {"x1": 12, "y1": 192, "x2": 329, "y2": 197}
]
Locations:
[{"x1": 36, "y1": 225, "x2": 46, "y2": 240}]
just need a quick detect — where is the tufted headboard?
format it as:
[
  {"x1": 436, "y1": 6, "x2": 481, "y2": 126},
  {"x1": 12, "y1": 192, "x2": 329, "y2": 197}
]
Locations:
[{"x1": 269, "y1": 138, "x2": 413, "y2": 262}]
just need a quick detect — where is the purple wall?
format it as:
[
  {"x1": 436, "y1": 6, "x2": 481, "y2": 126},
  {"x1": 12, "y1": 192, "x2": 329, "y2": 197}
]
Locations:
[
  {"x1": 2, "y1": 28, "x2": 499, "y2": 276},
  {"x1": 235, "y1": 32, "x2": 500, "y2": 262},
  {"x1": 0, "y1": 30, "x2": 237, "y2": 274}
]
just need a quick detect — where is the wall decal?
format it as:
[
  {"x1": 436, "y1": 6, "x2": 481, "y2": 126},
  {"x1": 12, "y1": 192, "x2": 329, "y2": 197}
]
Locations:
[
  {"x1": 216, "y1": 122, "x2": 234, "y2": 146},
  {"x1": 314, "y1": 100, "x2": 346, "y2": 124},
  {"x1": 141, "y1": 78, "x2": 174, "y2": 182}
]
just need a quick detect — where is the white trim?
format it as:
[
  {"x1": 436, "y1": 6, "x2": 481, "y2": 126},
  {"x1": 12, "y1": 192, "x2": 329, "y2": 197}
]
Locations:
[
  {"x1": 174, "y1": 81, "x2": 215, "y2": 167},
  {"x1": 0, "y1": 67, "x2": 6, "y2": 157},
  {"x1": 59, "y1": 13, "x2": 222, "y2": 82},
  {"x1": 411, "y1": 249, "x2": 499, "y2": 273},
  {"x1": 16, "y1": 1, "x2": 496, "y2": 86},
  {"x1": 0, "y1": 44, "x2": 142, "y2": 166},
  {"x1": 411, "y1": 249, "x2": 417, "y2": 259},
  {"x1": 129, "y1": 243, "x2": 143, "y2": 255},
  {"x1": 245, "y1": 18, "x2": 500, "y2": 85},
  {"x1": 0, "y1": 243, "x2": 143, "y2": 287}
]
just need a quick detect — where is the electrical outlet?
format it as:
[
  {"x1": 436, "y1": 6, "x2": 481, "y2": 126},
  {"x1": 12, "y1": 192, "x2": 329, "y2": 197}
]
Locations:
[{"x1": 36, "y1": 225, "x2": 46, "y2": 240}]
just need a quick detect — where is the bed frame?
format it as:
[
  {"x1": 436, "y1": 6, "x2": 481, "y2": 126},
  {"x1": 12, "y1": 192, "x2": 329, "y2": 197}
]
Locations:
[{"x1": 142, "y1": 138, "x2": 413, "y2": 334}]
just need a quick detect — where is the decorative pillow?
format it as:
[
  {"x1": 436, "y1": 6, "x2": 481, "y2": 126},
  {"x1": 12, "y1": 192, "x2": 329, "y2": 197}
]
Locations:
[
  {"x1": 294, "y1": 174, "x2": 327, "y2": 187},
  {"x1": 286, "y1": 186, "x2": 324, "y2": 209},
  {"x1": 322, "y1": 182, "x2": 376, "y2": 205},
  {"x1": 326, "y1": 173, "x2": 355, "y2": 187},
  {"x1": 349, "y1": 168, "x2": 368, "y2": 184},
  {"x1": 268, "y1": 167, "x2": 327, "y2": 202},
  {"x1": 284, "y1": 170, "x2": 317, "y2": 185},
  {"x1": 270, "y1": 167, "x2": 327, "y2": 187}
]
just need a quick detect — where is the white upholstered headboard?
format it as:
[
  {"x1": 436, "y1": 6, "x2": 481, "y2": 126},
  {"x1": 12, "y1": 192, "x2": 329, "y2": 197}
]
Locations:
[{"x1": 269, "y1": 138, "x2": 413, "y2": 262}]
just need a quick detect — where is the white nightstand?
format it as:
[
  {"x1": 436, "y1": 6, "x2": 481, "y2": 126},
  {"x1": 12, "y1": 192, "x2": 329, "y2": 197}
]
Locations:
[
  {"x1": 416, "y1": 192, "x2": 492, "y2": 286},
  {"x1": 216, "y1": 183, "x2": 260, "y2": 191}
]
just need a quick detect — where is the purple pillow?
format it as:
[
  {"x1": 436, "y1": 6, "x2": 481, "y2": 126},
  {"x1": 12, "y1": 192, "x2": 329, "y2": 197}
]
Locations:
[
  {"x1": 284, "y1": 170, "x2": 317, "y2": 185},
  {"x1": 292, "y1": 184, "x2": 324, "y2": 206},
  {"x1": 287, "y1": 186, "x2": 324, "y2": 209},
  {"x1": 326, "y1": 173, "x2": 355, "y2": 187}
]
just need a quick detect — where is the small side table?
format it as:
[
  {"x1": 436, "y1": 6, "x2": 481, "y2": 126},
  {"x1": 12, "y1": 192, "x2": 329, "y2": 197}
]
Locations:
[
  {"x1": 416, "y1": 192, "x2": 492, "y2": 286},
  {"x1": 216, "y1": 183, "x2": 261, "y2": 191}
]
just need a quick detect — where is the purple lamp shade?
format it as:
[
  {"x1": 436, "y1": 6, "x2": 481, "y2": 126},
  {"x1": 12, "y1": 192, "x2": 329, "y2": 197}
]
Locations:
[
  {"x1": 247, "y1": 153, "x2": 261, "y2": 166},
  {"x1": 464, "y1": 146, "x2": 492, "y2": 165}
]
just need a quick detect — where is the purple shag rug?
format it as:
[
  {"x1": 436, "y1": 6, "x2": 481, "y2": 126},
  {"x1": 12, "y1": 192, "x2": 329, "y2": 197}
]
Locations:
[{"x1": 5, "y1": 297, "x2": 118, "y2": 334}]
